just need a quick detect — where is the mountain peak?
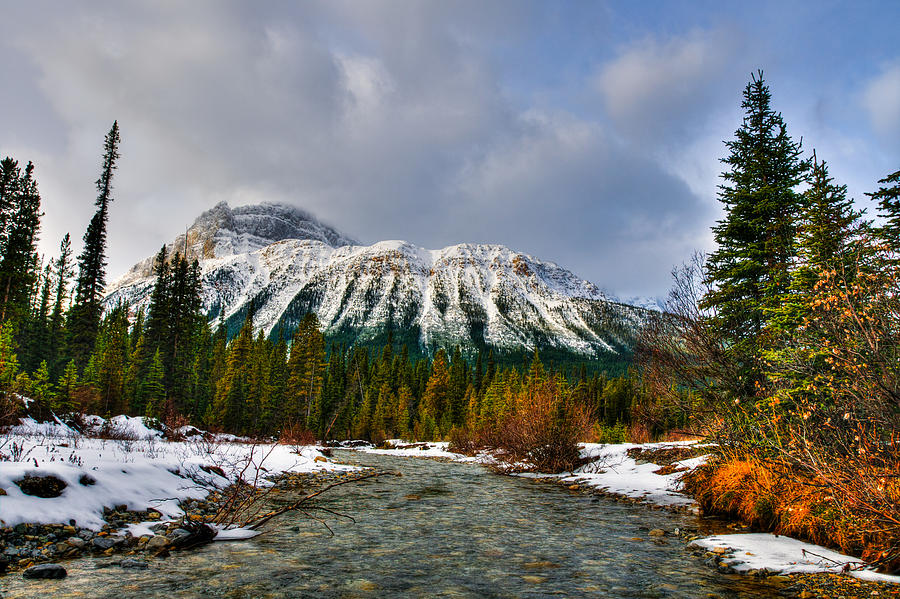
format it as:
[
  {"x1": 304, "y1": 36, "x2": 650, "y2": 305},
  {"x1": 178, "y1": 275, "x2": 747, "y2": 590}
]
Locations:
[
  {"x1": 189, "y1": 201, "x2": 358, "y2": 258},
  {"x1": 114, "y1": 201, "x2": 358, "y2": 284}
]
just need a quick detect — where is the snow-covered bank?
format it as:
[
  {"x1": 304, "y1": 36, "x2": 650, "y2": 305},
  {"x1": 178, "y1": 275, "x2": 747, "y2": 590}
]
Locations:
[
  {"x1": 691, "y1": 533, "x2": 900, "y2": 583},
  {"x1": 548, "y1": 442, "x2": 705, "y2": 507},
  {"x1": 358, "y1": 440, "x2": 480, "y2": 461},
  {"x1": 0, "y1": 415, "x2": 357, "y2": 531}
]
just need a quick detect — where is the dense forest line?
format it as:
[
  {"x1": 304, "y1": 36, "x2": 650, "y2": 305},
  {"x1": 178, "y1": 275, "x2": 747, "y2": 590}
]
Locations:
[{"x1": 0, "y1": 122, "x2": 649, "y2": 447}]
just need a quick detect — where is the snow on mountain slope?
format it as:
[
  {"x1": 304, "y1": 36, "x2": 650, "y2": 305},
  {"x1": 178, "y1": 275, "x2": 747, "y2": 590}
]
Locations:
[
  {"x1": 112, "y1": 201, "x2": 358, "y2": 287},
  {"x1": 105, "y1": 204, "x2": 650, "y2": 358}
]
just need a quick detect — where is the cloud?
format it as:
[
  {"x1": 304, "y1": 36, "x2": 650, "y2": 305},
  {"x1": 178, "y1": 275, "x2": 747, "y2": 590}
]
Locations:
[
  {"x1": 0, "y1": 1, "x2": 714, "y2": 298},
  {"x1": 594, "y1": 28, "x2": 744, "y2": 143},
  {"x1": 862, "y1": 62, "x2": 900, "y2": 140},
  {"x1": 453, "y1": 111, "x2": 712, "y2": 295}
]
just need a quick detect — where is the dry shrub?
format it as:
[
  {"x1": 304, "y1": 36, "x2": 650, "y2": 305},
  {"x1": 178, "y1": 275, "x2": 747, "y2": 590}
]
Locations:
[
  {"x1": 162, "y1": 409, "x2": 191, "y2": 441},
  {"x1": 91, "y1": 420, "x2": 140, "y2": 441},
  {"x1": 492, "y1": 381, "x2": 592, "y2": 473},
  {"x1": 279, "y1": 422, "x2": 317, "y2": 447},
  {"x1": 0, "y1": 392, "x2": 18, "y2": 428},
  {"x1": 447, "y1": 425, "x2": 495, "y2": 456},
  {"x1": 626, "y1": 422, "x2": 652, "y2": 444}
]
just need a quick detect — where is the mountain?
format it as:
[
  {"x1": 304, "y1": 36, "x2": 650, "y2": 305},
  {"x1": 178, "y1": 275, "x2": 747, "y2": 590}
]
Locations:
[
  {"x1": 105, "y1": 202, "x2": 651, "y2": 367},
  {"x1": 113, "y1": 201, "x2": 358, "y2": 286}
]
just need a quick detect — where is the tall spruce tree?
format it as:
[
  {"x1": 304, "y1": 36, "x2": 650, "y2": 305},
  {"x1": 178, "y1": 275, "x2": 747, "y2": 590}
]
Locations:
[
  {"x1": 69, "y1": 121, "x2": 121, "y2": 368},
  {"x1": 0, "y1": 158, "x2": 42, "y2": 327},
  {"x1": 48, "y1": 234, "x2": 74, "y2": 377},
  {"x1": 701, "y1": 71, "x2": 808, "y2": 398}
]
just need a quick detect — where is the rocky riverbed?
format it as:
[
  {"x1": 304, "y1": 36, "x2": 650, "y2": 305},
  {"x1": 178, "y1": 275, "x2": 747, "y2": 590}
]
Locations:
[{"x1": 0, "y1": 468, "x2": 358, "y2": 576}]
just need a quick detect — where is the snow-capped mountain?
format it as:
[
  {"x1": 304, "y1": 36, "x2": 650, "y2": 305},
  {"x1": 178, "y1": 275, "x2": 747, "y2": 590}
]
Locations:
[
  {"x1": 114, "y1": 201, "x2": 358, "y2": 286},
  {"x1": 105, "y1": 203, "x2": 650, "y2": 359}
]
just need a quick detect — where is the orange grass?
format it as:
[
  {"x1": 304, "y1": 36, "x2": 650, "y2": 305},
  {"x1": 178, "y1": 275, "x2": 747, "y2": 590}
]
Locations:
[{"x1": 684, "y1": 455, "x2": 900, "y2": 572}]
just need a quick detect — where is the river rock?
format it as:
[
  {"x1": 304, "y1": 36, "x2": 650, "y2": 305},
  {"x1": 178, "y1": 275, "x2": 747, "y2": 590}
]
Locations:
[
  {"x1": 23, "y1": 563, "x2": 67, "y2": 579},
  {"x1": 93, "y1": 537, "x2": 117, "y2": 550},
  {"x1": 146, "y1": 535, "x2": 170, "y2": 550},
  {"x1": 15, "y1": 475, "x2": 67, "y2": 498},
  {"x1": 648, "y1": 529, "x2": 666, "y2": 537},
  {"x1": 169, "y1": 529, "x2": 192, "y2": 543},
  {"x1": 67, "y1": 537, "x2": 86, "y2": 549}
]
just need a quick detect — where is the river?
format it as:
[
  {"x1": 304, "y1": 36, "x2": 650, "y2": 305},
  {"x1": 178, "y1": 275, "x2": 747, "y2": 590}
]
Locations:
[{"x1": 2, "y1": 450, "x2": 783, "y2": 598}]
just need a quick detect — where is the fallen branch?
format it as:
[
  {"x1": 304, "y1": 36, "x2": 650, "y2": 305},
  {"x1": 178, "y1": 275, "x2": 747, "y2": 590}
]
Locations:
[{"x1": 247, "y1": 471, "x2": 400, "y2": 531}]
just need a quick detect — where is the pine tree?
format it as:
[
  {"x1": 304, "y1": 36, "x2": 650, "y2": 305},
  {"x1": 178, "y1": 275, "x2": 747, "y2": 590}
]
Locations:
[
  {"x1": 868, "y1": 168, "x2": 900, "y2": 254},
  {"x1": 0, "y1": 323, "x2": 20, "y2": 406},
  {"x1": 286, "y1": 312, "x2": 325, "y2": 428},
  {"x1": 0, "y1": 158, "x2": 42, "y2": 326},
  {"x1": 701, "y1": 71, "x2": 808, "y2": 398},
  {"x1": 212, "y1": 314, "x2": 254, "y2": 432},
  {"x1": 93, "y1": 303, "x2": 130, "y2": 416},
  {"x1": 22, "y1": 264, "x2": 52, "y2": 372},
  {"x1": 48, "y1": 234, "x2": 74, "y2": 377},
  {"x1": 69, "y1": 122, "x2": 121, "y2": 368},
  {"x1": 421, "y1": 350, "x2": 450, "y2": 438},
  {"x1": 54, "y1": 360, "x2": 79, "y2": 414},
  {"x1": 126, "y1": 331, "x2": 149, "y2": 415},
  {"x1": 143, "y1": 349, "x2": 166, "y2": 419}
]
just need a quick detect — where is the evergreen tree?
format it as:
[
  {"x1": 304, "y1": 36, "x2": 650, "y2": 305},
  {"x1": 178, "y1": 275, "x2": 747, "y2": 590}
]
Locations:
[
  {"x1": 54, "y1": 360, "x2": 79, "y2": 414},
  {"x1": 212, "y1": 313, "x2": 254, "y2": 432},
  {"x1": 69, "y1": 121, "x2": 121, "y2": 367},
  {"x1": 0, "y1": 323, "x2": 20, "y2": 408},
  {"x1": 421, "y1": 349, "x2": 450, "y2": 438},
  {"x1": 126, "y1": 331, "x2": 149, "y2": 415},
  {"x1": 22, "y1": 264, "x2": 52, "y2": 372},
  {"x1": 868, "y1": 168, "x2": 900, "y2": 254},
  {"x1": 701, "y1": 71, "x2": 808, "y2": 398},
  {"x1": 286, "y1": 312, "x2": 325, "y2": 428},
  {"x1": 143, "y1": 349, "x2": 166, "y2": 419},
  {"x1": 48, "y1": 234, "x2": 74, "y2": 377},
  {"x1": 93, "y1": 303, "x2": 130, "y2": 416},
  {"x1": 0, "y1": 158, "x2": 42, "y2": 326}
]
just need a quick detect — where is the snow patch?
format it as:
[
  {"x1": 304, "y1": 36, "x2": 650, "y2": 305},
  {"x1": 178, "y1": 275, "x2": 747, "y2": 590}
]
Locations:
[
  {"x1": 554, "y1": 442, "x2": 704, "y2": 507},
  {"x1": 0, "y1": 417, "x2": 358, "y2": 530},
  {"x1": 691, "y1": 533, "x2": 900, "y2": 583}
]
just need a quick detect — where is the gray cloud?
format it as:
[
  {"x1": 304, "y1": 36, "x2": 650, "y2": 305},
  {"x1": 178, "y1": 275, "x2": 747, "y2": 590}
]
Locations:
[
  {"x1": 0, "y1": 2, "x2": 740, "y2": 298},
  {"x1": 593, "y1": 28, "x2": 746, "y2": 144},
  {"x1": 862, "y1": 62, "x2": 900, "y2": 145}
]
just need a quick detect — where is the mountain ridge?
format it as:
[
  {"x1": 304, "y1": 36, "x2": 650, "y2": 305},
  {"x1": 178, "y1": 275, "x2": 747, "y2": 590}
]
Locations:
[{"x1": 105, "y1": 202, "x2": 651, "y2": 364}]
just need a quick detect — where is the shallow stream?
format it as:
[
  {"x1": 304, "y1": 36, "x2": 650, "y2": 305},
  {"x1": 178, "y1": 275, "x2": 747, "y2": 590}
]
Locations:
[{"x1": 2, "y1": 451, "x2": 782, "y2": 598}]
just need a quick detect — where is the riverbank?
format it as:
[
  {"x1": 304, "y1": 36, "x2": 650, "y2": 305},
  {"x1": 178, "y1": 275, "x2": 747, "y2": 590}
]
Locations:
[{"x1": 0, "y1": 416, "x2": 360, "y2": 575}]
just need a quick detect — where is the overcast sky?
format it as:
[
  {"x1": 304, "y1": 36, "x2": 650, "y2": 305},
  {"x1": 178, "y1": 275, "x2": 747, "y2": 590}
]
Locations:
[{"x1": 1, "y1": 1, "x2": 898, "y2": 298}]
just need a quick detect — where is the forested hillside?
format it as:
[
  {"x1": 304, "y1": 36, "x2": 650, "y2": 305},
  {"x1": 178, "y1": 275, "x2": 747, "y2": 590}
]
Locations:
[{"x1": 0, "y1": 123, "x2": 649, "y2": 447}]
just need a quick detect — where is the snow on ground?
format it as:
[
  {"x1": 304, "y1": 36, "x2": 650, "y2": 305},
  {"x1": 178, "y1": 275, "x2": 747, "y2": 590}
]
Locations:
[
  {"x1": 692, "y1": 533, "x2": 900, "y2": 583},
  {"x1": 0, "y1": 416, "x2": 357, "y2": 531},
  {"x1": 551, "y1": 442, "x2": 705, "y2": 507},
  {"x1": 357, "y1": 440, "x2": 485, "y2": 463}
]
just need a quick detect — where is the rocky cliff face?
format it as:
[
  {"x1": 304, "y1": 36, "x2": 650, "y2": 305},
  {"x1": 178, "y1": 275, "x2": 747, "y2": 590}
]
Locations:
[{"x1": 105, "y1": 203, "x2": 649, "y2": 359}]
